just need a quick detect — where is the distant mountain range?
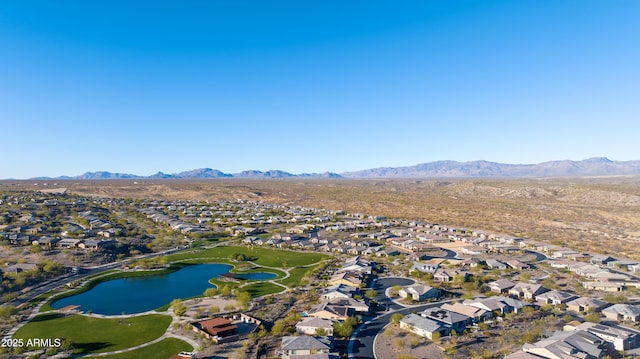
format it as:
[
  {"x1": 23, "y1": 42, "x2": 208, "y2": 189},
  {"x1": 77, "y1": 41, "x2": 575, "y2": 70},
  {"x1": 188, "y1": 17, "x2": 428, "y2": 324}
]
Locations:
[{"x1": 28, "y1": 158, "x2": 640, "y2": 180}]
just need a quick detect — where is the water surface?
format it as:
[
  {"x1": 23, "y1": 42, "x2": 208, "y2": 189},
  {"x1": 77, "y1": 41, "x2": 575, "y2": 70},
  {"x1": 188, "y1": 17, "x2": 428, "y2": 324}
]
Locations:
[{"x1": 52, "y1": 264, "x2": 232, "y2": 315}]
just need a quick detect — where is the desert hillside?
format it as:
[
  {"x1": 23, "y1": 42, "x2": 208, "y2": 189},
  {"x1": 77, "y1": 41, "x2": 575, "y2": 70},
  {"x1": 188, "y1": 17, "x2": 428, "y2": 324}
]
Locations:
[{"x1": 5, "y1": 177, "x2": 640, "y2": 259}]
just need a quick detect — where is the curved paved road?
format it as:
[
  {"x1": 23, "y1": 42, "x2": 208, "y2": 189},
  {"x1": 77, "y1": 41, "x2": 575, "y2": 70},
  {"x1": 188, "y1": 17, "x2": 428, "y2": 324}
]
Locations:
[
  {"x1": 349, "y1": 301, "x2": 446, "y2": 359},
  {"x1": 349, "y1": 277, "x2": 416, "y2": 359},
  {"x1": 373, "y1": 277, "x2": 415, "y2": 310}
]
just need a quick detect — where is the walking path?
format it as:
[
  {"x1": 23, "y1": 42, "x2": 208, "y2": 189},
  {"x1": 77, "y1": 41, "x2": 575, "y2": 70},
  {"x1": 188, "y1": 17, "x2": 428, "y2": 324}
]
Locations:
[{"x1": 9, "y1": 243, "x2": 320, "y2": 357}]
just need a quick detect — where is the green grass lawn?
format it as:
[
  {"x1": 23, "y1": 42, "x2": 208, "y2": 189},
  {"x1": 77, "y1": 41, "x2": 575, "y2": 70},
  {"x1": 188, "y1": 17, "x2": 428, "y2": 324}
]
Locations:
[
  {"x1": 277, "y1": 265, "x2": 316, "y2": 287},
  {"x1": 168, "y1": 246, "x2": 328, "y2": 268},
  {"x1": 100, "y1": 338, "x2": 193, "y2": 359},
  {"x1": 13, "y1": 313, "x2": 171, "y2": 355},
  {"x1": 242, "y1": 282, "x2": 286, "y2": 297}
]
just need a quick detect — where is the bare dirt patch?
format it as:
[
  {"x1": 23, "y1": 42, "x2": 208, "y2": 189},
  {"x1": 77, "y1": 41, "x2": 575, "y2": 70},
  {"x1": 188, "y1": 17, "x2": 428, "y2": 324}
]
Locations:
[{"x1": 376, "y1": 325, "x2": 445, "y2": 359}]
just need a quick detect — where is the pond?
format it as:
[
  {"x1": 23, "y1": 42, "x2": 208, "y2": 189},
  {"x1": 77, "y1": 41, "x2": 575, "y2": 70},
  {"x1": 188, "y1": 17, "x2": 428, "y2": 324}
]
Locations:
[
  {"x1": 236, "y1": 272, "x2": 278, "y2": 280},
  {"x1": 52, "y1": 264, "x2": 232, "y2": 315}
]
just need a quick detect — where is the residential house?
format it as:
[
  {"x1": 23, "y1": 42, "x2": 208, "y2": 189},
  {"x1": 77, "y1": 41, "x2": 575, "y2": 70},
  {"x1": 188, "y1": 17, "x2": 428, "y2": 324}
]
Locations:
[
  {"x1": 361, "y1": 246, "x2": 381, "y2": 256},
  {"x1": 485, "y1": 259, "x2": 508, "y2": 270},
  {"x1": 399, "y1": 313, "x2": 449, "y2": 340},
  {"x1": 422, "y1": 307, "x2": 472, "y2": 333},
  {"x1": 488, "y1": 279, "x2": 516, "y2": 294},
  {"x1": 32, "y1": 236, "x2": 60, "y2": 248},
  {"x1": 591, "y1": 255, "x2": 616, "y2": 266},
  {"x1": 461, "y1": 245, "x2": 489, "y2": 255},
  {"x1": 336, "y1": 256, "x2": 372, "y2": 275},
  {"x1": 440, "y1": 302, "x2": 492, "y2": 323},
  {"x1": 433, "y1": 268, "x2": 468, "y2": 283},
  {"x1": 608, "y1": 260, "x2": 639, "y2": 271},
  {"x1": 460, "y1": 257, "x2": 484, "y2": 268},
  {"x1": 281, "y1": 336, "x2": 332, "y2": 359},
  {"x1": 320, "y1": 285, "x2": 356, "y2": 302},
  {"x1": 506, "y1": 259, "x2": 529, "y2": 271},
  {"x1": 535, "y1": 290, "x2": 578, "y2": 306},
  {"x1": 602, "y1": 304, "x2": 640, "y2": 323},
  {"x1": 398, "y1": 284, "x2": 440, "y2": 301},
  {"x1": 465, "y1": 297, "x2": 527, "y2": 315},
  {"x1": 582, "y1": 281, "x2": 624, "y2": 292},
  {"x1": 2, "y1": 263, "x2": 38, "y2": 274},
  {"x1": 504, "y1": 351, "x2": 548, "y2": 359},
  {"x1": 326, "y1": 298, "x2": 369, "y2": 313},
  {"x1": 508, "y1": 282, "x2": 549, "y2": 300},
  {"x1": 521, "y1": 330, "x2": 608, "y2": 359},
  {"x1": 57, "y1": 238, "x2": 83, "y2": 248},
  {"x1": 409, "y1": 262, "x2": 439, "y2": 275},
  {"x1": 574, "y1": 322, "x2": 640, "y2": 351},
  {"x1": 295, "y1": 317, "x2": 335, "y2": 336},
  {"x1": 307, "y1": 303, "x2": 354, "y2": 321},
  {"x1": 566, "y1": 297, "x2": 609, "y2": 314},
  {"x1": 78, "y1": 238, "x2": 116, "y2": 250},
  {"x1": 328, "y1": 272, "x2": 362, "y2": 288}
]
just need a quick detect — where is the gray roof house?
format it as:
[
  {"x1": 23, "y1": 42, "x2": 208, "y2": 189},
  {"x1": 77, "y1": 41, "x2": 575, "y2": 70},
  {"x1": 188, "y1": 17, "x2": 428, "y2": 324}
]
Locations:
[
  {"x1": 508, "y1": 282, "x2": 548, "y2": 300},
  {"x1": 399, "y1": 313, "x2": 449, "y2": 340},
  {"x1": 422, "y1": 307, "x2": 472, "y2": 333},
  {"x1": 488, "y1": 279, "x2": 516, "y2": 294},
  {"x1": 409, "y1": 262, "x2": 439, "y2": 274},
  {"x1": 320, "y1": 285, "x2": 354, "y2": 302},
  {"x1": 574, "y1": 322, "x2": 640, "y2": 351},
  {"x1": 464, "y1": 297, "x2": 528, "y2": 314},
  {"x1": 522, "y1": 330, "x2": 608, "y2": 359},
  {"x1": 281, "y1": 336, "x2": 332, "y2": 359},
  {"x1": 399, "y1": 284, "x2": 440, "y2": 301},
  {"x1": 295, "y1": 317, "x2": 335, "y2": 336},
  {"x1": 591, "y1": 255, "x2": 615, "y2": 265},
  {"x1": 485, "y1": 259, "x2": 508, "y2": 270},
  {"x1": 566, "y1": 297, "x2": 610, "y2": 314},
  {"x1": 602, "y1": 304, "x2": 640, "y2": 323},
  {"x1": 535, "y1": 290, "x2": 579, "y2": 306},
  {"x1": 440, "y1": 302, "x2": 492, "y2": 323}
]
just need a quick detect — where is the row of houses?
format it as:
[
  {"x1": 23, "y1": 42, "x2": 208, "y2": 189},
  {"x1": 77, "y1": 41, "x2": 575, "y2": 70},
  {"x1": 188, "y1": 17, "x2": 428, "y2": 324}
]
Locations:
[
  {"x1": 507, "y1": 320, "x2": 640, "y2": 358},
  {"x1": 548, "y1": 259, "x2": 640, "y2": 292},
  {"x1": 139, "y1": 208, "x2": 205, "y2": 234},
  {"x1": 400, "y1": 296, "x2": 529, "y2": 339},
  {"x1": 277, "y1": 257, "x2": 375, "y2": 359},
  {"x1": 26, "y1": 237, "x2": 118, "y2": 250}
]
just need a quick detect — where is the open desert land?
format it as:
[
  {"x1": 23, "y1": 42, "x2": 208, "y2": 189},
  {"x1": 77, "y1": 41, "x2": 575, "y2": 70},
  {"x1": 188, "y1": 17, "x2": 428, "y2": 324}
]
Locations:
[{"x1": 5, "y1": 176, "x2": 640, "y2": 259}]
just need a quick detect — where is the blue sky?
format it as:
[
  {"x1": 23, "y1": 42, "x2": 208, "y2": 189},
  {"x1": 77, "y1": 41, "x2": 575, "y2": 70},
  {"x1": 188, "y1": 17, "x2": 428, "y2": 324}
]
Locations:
[{"x1": 1, "y1": 1, "x2": 639, "y2": 178}]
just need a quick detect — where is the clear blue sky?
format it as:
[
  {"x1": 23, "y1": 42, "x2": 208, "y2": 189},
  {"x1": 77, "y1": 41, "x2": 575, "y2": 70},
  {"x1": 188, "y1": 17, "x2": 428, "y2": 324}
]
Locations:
[{"x1": 1, "y1": 1, "x2": 639, "y2": 178}]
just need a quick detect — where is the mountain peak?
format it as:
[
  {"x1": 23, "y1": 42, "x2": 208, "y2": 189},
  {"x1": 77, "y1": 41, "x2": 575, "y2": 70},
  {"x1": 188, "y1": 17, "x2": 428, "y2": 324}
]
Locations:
[
  {"x1": 582, "y1": 157, "x2": 613, "y2": 163},
  {"x1": 24, "y1": 157, "x2": 640, "y2": 180}
]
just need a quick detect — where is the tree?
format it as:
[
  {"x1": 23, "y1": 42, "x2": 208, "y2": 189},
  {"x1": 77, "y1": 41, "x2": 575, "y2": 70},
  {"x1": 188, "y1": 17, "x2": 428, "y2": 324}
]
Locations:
[
  {"x1": 220, "y1": 285, "x2": 232, "y2": 297},
  {"x1": 584, "y1": 312, "x2": 602, "y2": 323},
  {"x1": 0, "y1": 305, "x2": 18, "y2": 319},
  {"x1": 204, "y1": 288, "x2": 218, "y2": 297},
  {"x1": 234, "y1": 290, "x2": 252, "y2": 309},
  {"x1": 30, "y1": 244, "x2": 42, "y2": 255},
  {"x1": 431, "y1": 331, "x2": 441, "y2": 343},
  {"x1": 170, "y1": 299, "x2": 187, "y2": 316},
  {"x1": 389, "y1": 285, "x2": 403, "y2": 297},
  {"x1": 333, "y1": 316, "x2": 358, "y2": 338},
  {"x1": 365, "y1": 289, "x2": 378, "y2": 300},
  {"x1": 603, "y1": 293, "x2": 627, "y2": 304},
  {"x1": 390, "y1": 313, "x2": 404, "y2": 324},
  {"x1": 315, "y1": 327, "x2": 327, "y2": 336},
  {"x1": 271, "y1": 321, "x2": 286, "y2": 336}
]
